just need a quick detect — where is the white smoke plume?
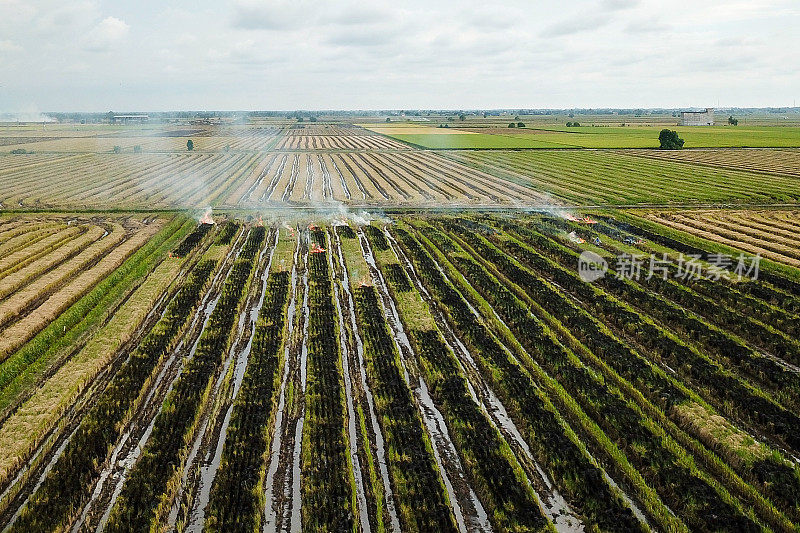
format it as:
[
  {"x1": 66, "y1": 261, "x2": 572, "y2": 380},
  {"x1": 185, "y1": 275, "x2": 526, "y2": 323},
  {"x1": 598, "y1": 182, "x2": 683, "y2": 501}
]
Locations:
[
  {"x1": 0, "y1": 112, "x2": 56, "y2": 123},
  {"x1": 198, "y1": 206, "x2": 215, "y2": 224}
]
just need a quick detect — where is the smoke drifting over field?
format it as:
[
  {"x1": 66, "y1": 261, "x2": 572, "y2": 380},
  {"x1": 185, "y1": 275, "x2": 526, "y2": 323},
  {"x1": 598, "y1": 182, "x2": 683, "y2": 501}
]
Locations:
[
  {"x1": 258, "y1": 204, "x2": 391, "y2": 229},
  {"x1": 0, "y1": 112, "x2": 56, "y2": 123}
]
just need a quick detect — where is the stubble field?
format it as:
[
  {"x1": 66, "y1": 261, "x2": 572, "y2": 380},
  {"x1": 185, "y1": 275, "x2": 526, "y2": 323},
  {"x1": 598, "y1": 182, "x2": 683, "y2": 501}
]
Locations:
[{"x1": 0, "y1": 118, "x2": 798, "y2": 532}]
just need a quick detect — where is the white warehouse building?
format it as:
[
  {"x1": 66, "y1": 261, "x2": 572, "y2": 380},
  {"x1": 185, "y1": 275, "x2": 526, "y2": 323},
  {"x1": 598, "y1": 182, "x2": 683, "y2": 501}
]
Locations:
[{"x1": 681, "y1": 108, "x2": 714, "y2": 126}]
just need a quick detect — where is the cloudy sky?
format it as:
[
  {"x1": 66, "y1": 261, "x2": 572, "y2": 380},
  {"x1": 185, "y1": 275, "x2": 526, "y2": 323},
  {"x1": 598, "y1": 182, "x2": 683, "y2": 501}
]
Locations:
[{"x1": 0, "y1": 0, "x2": 797, "y2": 112}]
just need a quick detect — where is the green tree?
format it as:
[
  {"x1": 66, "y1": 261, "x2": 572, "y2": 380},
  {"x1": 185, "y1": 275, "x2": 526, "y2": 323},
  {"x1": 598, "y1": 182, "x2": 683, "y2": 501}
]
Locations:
[
  {"x1": 386, "y1": 117, "x2": 392, "y2": 122},
  {"x1": 133, "y1": 145, "x2": 142, "y2": 153},
  {"x1": 566, "y1": 122, "x2": 572, "y2": 127},
  {"x1": 728, "y1": 115, "x2": 739, "y2": 126},
  {"x1": 508, "y1": 122, "x2": 516, "y2": 128},
  {"x1": 187, "y1": 139, "x2": 194, "y2": 151},
  {"x1": 658, "y1": 129, "x2": 684, "y2": 149},
  {"x1": 113, "y1": 145, "x2": 122, "y2": 154},
  {"x1": 517, "y1": 122, "x2": 524, "y2": 128},
  {"x1": 459, "y1": 114, "x2": 466, "y2": 121}
]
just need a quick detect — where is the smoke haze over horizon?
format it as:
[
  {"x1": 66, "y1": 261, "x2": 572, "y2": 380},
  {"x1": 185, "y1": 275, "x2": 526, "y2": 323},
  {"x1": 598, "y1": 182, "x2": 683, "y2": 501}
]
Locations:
[{"x1": 0, "y1": 0, "x2": 798, "y2": 112}]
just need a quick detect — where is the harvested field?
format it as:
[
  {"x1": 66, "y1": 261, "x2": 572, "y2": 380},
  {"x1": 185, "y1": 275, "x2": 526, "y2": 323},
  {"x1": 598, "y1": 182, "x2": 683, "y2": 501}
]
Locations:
[
  {"x1": 3, "y1": 121, "x2": 800, "y2": 210},
  {"x1": 626, "y1": 148, "x2": 800, "y2": 177},
  {"x1": 0, "y1": 213, "x2": 193, "y2": 508},
  {"x1": 274, "y1": 134, "x2": 409, "y2": 150},
  {"x1": 0, "y1": 151, "x2": 548, "y2": 208},
  {"x1": 0, "y1": 214, "x2": 166, "y2": 360},
  {"x1": 0, "y1": 153, "x2": 262, "y2": 209},
  {"x1": 0, "y1": 115, "x2": 798, "y2": 532},
  {"x1": 446, "y1": 149, "x2": 800, "y2": 205},
  {"x1": 0, "y1": 212, "x2": 797, "y2": 532},
  {"x1": 0, "y1": 126, "x2": 283, "y2": 154},
  {"x1": 645, "y1": 209, "x2": 800, "y2": 267}
]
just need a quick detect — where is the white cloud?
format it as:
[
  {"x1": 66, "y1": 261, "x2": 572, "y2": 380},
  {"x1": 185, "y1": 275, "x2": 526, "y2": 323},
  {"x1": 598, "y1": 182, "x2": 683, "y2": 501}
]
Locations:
[
  {"x1": 231, "y1": 0, "x2": 304, "y2": 30},
  {"x1": 541, "y1": 14, "x2": 611, "y2": 37},
  {"x1": 84, "y1": 16, "x2": 130, "y2": 52},
  {"x1": 0, "y1": 40, "x2": 23, "y2": 53},
  {"x1": 603, "y1": 0, "x2": 640, "y2": 11},
  {"x1": 328, "y1": 4, "x2": 394, "y2": 25},
  {"x1": 0, "y1": 0, "x2": 798, "y2": 111}
]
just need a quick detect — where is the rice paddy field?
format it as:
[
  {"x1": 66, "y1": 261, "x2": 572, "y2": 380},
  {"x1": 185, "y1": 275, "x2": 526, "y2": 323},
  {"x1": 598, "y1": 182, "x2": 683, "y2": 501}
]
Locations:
[
  {"x1": 364, "y1": 122, "x2": 800, "y2": 149},
  {"x1": 445, "y1": 149, "x2": 800, "y2": 205},
  {"x1": 0, "y1": 117, "x2": 798, "y2": 532},
  {"x1": 643, "y1": 210, "x2": 800, "y2": 267}
]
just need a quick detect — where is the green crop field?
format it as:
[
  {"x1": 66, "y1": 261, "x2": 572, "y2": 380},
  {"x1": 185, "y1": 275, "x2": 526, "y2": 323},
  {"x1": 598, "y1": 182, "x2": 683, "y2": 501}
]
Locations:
[
  {"x1": 365, "y1": 123, "x2": 800, "y2": 149},
  {"x1": 379, "y1": 132, "x2": 570, "y2": 149},
  {"x1": 506, "y1": 126, "x2": 800, "y2": 148}
]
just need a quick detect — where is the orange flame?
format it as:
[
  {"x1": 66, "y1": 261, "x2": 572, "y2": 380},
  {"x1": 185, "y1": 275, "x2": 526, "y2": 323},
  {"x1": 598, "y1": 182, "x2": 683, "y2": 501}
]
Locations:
[
  {"x1": 310, "y1": 243, "x2": 326, "y2": 254},
  {"x1": 563, "y1": 212, "x2": 597, "y2": 224},
  {"x1": 567, "y1": 231, "x2": 585, "y2": 244},
  {"x1": 199, "y1": 209, "x2": 214, "y2": 225}
]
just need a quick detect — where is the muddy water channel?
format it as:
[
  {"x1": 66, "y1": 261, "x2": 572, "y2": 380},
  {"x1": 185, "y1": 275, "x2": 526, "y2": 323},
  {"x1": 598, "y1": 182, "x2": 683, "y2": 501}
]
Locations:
[
  {"x1": 263, "y1": 231, "x2": 308, "y2": 533},
  {"x1": 331, "y1": 228, "x2": 400, "y2": 532},
  {"x1": 180, "y1": 229, "x2": 278, "y2": 532},
  {"x1": 360, "y1": 228, "x2": 489, "y2": 533}
]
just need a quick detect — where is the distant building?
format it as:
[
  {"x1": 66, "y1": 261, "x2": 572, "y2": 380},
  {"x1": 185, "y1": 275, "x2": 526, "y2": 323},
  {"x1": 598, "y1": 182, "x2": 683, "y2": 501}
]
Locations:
[
  {"x1": 111, "y1": 114, "x2": 149, "y2": 124},
  {"x1": 680, "y1": 108, "x2": 714, "y2": 126}
]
